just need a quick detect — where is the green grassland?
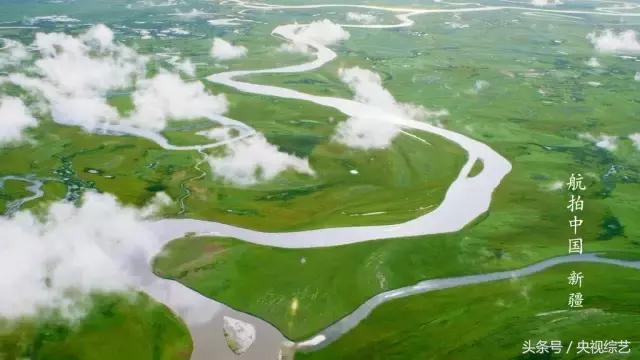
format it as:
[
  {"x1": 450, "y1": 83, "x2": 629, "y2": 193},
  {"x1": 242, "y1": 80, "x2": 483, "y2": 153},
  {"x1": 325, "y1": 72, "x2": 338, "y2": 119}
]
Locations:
[
  {"x1": 2, "y1": 1, "x2": 640, "y2": 359},
  {"x1": 1, "y1": 8, "x2": 469, "y2": 229},
  {"x1": 0, "y1": 292, "x2": 191, "y2": 360},
  {"x1": 0, "y1": 179, "x2": 31, "y2": 214},
  {"x1": 153, "y1": 183, "x2": 640, "y2": 341},
  {"x1": 152, "y1": 122, "x2": 640, "y2": 341},
  {"x1": 0, "y1": 95, "x2": 466, "y2": 230},
  {"x1": 151, "y1": 8, "x2": 640, "y2": 342},
  {"x1": 299, "y1": 263, "x2": 640, "y2": 360},
  {"x1": 152, "y1": 5, "x2": 640, "y2": 347},
  {"x1": 153, "y1": 8, "x2": 640, "y2": 334}
]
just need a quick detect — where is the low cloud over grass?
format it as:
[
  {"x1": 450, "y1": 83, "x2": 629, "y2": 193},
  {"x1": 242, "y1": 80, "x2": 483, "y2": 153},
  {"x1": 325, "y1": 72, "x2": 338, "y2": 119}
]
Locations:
[
  {"x1": 208, "y1": 134, "x2": 315, "y2": 186},
  {"x1": 332, "y1": 67, "x2": 447, "y2": 150},
  {"x1": 346, "y1": 12, "x2": 378, "y2": 25},
  {"x1": 6, "y1": 24, "x2": 229, "y2": 134},
  {"x1": 531, "y1": 0, "x2": 562, "y2": 7},
  {"x1": 587, "y1": 29, "x2": 640, "y2": 54},
  {"x1": 580, "y1": 133, "x2": 618, "y2": 151},
  {"x1": 629, "y1": 133, "x2": 640, "y2": 151},
  {"x1": 0, "y1": 193, "x2": 168, "y2": 319},
  {"x1": 211, "y1": 38, "x2": 248, "y2": 61},
  {"x1": 0, "y1": 97, "x2": 37, "y2": 145},
  {"x1": 279, "y1": 19, "x2": 350, "y2": 54},
  {"x1": 130, "y1": 72, "x2": 228, "y2": 130}
]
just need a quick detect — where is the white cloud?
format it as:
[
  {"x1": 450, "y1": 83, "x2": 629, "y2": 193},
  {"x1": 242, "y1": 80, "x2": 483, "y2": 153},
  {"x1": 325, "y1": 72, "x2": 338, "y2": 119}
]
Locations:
[
  {"x1": 0, "y1": 38, "x2": 30, "y2": 68},
  {"x1": 543, "y1": 181, "x2": 564, "y2": 191},
  {"x1": 175, "y1": 58, "x2": 196, "y2": 76},
  {"x1": 171, "y1": 9, "x2": 211, "y2": 18},
  {"x1": 197, "y1": 126, "x2": 233, "y2": 141},
  {"x1": 0, "y1": 192, "x2": 166, "y2": 319},
  {"x1": 296, "y1": 19, "x2": 350, "y2": 46},
  {"x1": 208, "y1": 134, "x2": 314, "y2": 186},
  {"x1": 340, "y1": 67, "x2": 394, "y2": 105},
  {"x1": 332, "y1": 67, "x2": 446, "y2": 150},
  {"x1": 135, "y1": 0, "x2": 184, "y2": 7},
  {"x1": 127, "y1": 72, "x2": 228, "y2": 130},
  {"x1": 333, "y1": 116, "x2": 401, "y2": 150},
  {"x1": 32, "y1": 24, "x2": 144, "y2": 94},
  {"x1": 340, "y1": 67, "x2": 445, "y2": 121},
  {"x1": 531, "y1": 0, "x2": 562, "y2": 6},
  {"x1": 346, "y1": 12, "x2": 378, "y2": 25},
  {"x1": 82, "y1": 23, "x2": 115, "y2": 50},
  {"x1": 0, "y1": 97, "x2": 38, "y2": 145},
  {"x1": 445, "y1": 14, "x2": 469, "y2": 29},
  {"x1": 445, "y1": 21, "x2": 470, "y2": 29},
  {"x1": 587, "y1": 29, "x2": 640, "y2": 54},
  {"x1": 211, "y1": 38, "x2": 247, "y2": 61},
  {"x1": 163, "y1": 55, "x2": 196, "y2": 76},
  {"x1": 8, "y1": 24, "x2": 147, "y2": 131},
  {"x1": 140, "y1": 192, "x2": 172, "y2": 217},
  {"x1": 282, "y1": 19, "x2": 350, "y2": 54},
  {"x1": 8, "y1": 25, "x2": 229, "y2": 133},
  {"x1": 629, "y1": 133, "x2": 640, "y2": 150},
  {"x1": 585, "y1": 57, "x2": 600, "y2": 67},
  {"x1": 580, "y1": 133, "x2": 618, "y2": 151},
  {"x1": 595, "y1": 135, "x2": 618, "y2": 151},
  {"x1": 467, "y1": 79, "x2": 490, "y2": 94},
  {"x1": 138, "y1": 29, "x2": 153, "y2": 40},
  {"x1": 8, "y1": 73, "x2": 118, "y2": 131},
  {"x1": 278, "y1": 41, "x2": 312, "y2": 54},
  {"x1": 161, "y1": 27, "x2": 191, "y2": 36},
  {"x1": 52, "y1": 95, "x2": 120, "y2": 129},
  {"x1": 1, "y1": 25, "x2": 306, "y2": 186}
]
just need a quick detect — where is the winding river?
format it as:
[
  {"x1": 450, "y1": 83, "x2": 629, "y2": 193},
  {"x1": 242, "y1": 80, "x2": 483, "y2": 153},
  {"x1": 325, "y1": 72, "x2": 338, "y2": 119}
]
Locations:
[
  {"x1": 150, "y1": 7, "x2": 515, "y2": 248},
  {"x1": 0, "y1": 176, "x2": 44, "y2": 215},
  {"x1": 4, "y1": 1, "x2": 640, "y2": 359},
  {"x1": 293, "y1": 254, "x2": 640, "y2": 352},
  {"x1": 147, "y1": 1, "x2": 640, "y2": 358}
]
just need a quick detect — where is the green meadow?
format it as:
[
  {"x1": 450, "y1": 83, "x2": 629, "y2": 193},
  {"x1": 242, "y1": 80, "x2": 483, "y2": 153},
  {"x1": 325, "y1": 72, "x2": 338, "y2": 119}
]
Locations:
[
  {"x1": 0, "y1": 99, "x2": 465, "y2": 230},
  {"x1": 0, "y1": 293, "x2": 191, "y2": 360},
  {"x1": 299, "y1": 263, "x2": 640, "y2": 360},
  {"x1": 1, "y1": 0, "x2": 639, "y2": 359},
  {"x1": 0, "y1": 179, "x2": 31, "y2": 213},
  {"x1": 152, "y1": 3, "x2": 640, "y2": 357}
]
